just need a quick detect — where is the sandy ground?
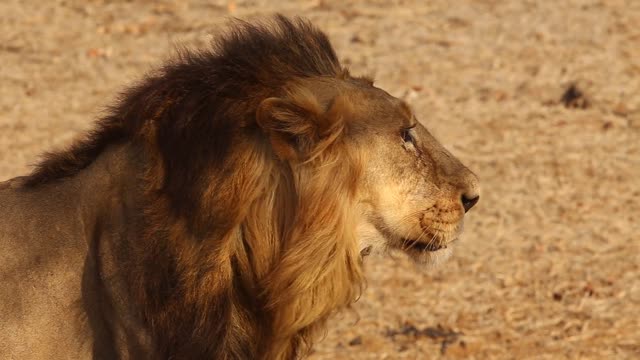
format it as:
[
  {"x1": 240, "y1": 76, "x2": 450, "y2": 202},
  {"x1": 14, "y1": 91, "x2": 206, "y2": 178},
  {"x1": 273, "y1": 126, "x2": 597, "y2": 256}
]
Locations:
[{"x1": 1, "y1": 0, "x2": 639, "y2": 359}]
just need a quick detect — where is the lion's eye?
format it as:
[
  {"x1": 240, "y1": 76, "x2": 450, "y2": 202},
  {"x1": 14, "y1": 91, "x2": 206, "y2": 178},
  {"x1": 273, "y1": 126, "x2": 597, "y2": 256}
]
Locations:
[{"x1": 400, "y1": 128, "x2": 415, "y2": 145}]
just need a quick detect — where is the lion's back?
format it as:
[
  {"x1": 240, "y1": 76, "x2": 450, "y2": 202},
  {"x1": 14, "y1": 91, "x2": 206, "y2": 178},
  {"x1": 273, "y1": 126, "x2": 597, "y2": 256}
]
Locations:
[{"x1": 0, "y1": 176, "x2": 86, "y2": 275}]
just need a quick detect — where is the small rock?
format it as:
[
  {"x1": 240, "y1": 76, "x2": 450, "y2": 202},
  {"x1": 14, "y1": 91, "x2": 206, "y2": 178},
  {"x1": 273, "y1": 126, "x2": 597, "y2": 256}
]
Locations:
[
  {"x1": 560, "y1": 83, "x2": 590, "y2": 109},
  {"x1": 584, "y1": 283, "x2": 595, "y2": 296},
  {"x1": 348, "y1": 336, "x2": 362, "y2": 346},
  {"x1": 494, "y1": 90, "x2": 508, "y2": 102},
  {"x1": 629, "y1": 111, "x2": 640, "y2": 128},
  {"x1": 227, "y1": 1, "x2": 237, "y2": 14},
  {"x1": 350, "y1": 34, "x2": 363, "y2": 43},
  {"x1": 612, "y1": 102, "x2": 629, "y2": 117}
]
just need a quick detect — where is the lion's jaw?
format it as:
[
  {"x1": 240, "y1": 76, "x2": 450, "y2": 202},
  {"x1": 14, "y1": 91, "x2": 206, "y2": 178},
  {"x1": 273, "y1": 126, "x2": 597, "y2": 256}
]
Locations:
[
  {"x1": 355, "y1": 204, "x2": 462, "y2": 266},
  {"x1": 354, "y1": 179, "x2": 475, "y2": 266}
]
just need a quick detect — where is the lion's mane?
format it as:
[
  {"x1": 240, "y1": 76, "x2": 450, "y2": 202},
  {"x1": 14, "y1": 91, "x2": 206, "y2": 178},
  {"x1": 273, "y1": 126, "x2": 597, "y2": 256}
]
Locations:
[{"x1": 24, "y1": 15, "x2": 367, "y2": 359}]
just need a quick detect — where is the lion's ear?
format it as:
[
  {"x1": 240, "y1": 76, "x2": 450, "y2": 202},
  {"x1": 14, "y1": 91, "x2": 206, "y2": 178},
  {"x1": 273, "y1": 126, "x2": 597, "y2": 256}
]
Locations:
[{"x1": 256, "y1": 94, "x2": 322, "y2": 160}]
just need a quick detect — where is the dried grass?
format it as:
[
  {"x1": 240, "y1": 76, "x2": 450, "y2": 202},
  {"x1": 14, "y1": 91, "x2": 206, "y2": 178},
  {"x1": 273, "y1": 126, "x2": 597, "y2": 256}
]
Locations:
[{"x1": 0, "y1": 0, "x2": 638, "y2": 358}]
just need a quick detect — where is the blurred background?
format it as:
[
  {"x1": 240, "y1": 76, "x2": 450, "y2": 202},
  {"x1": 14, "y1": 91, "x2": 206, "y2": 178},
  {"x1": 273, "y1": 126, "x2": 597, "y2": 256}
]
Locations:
[{"x1": 1, "y1": 1, "x2": 638, "y2": 358}]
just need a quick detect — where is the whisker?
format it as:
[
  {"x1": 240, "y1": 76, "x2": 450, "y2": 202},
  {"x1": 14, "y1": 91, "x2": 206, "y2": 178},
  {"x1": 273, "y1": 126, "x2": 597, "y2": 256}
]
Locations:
[
  {"x1": 403, "y1": 222, "x2": 434, "y2": 252},
  {"x1": 374, "y1": 210, "x2": 424, "y2": 238},
  {"x1": 367, "y1": 209, "x2": 451, "y2": 254}
]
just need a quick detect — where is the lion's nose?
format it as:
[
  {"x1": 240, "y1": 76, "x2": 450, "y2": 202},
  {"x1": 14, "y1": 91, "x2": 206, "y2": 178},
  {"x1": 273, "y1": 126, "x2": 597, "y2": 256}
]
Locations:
[{"x1": 461, "y1": 194, "x2": 479, "y2": 213}]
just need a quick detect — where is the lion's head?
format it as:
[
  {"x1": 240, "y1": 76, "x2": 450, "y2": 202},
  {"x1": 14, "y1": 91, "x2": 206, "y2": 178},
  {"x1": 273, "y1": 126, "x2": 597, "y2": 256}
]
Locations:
[
  {"x1": 20, "y1": 15, "x2": 479, "y2": 360},
  {"x1": 258, "y1": 77, "x2": 480, "y2": 267},
  {"x1": 350, "y1": 89, "x2": 480, "y2": 264}
]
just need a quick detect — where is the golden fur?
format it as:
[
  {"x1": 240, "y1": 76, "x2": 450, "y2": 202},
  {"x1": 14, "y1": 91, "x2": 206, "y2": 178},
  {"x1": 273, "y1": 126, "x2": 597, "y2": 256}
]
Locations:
[{"x1": 0, "y1": 15, "x2": 479, "y2": 359}]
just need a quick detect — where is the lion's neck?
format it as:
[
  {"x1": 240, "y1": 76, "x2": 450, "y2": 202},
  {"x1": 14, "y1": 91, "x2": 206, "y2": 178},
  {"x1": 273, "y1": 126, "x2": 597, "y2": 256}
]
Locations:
[{"x1": 233, "y1": 162, "x2": 366, "y2": 359}]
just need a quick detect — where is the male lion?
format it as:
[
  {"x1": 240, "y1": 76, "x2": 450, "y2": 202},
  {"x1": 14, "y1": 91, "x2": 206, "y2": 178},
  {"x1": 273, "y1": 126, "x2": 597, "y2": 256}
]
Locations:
[{"x1": 0, "y1": 15, "x2": 479, "y2": 360}]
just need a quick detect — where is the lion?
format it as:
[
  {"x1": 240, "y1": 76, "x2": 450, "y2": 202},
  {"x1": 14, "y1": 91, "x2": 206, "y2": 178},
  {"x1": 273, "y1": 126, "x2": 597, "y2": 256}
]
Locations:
[{"x1": 0, "y1": 15, "x2": 479, "y2": 360}]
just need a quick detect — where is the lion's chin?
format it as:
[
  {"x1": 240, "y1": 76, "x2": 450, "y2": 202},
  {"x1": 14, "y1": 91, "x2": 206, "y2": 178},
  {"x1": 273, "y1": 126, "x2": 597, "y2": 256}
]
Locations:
[
  {"x1": 359, "y1": 241, "x2": 454, "y2": 267},
  {"x1": 403, "y1": 243, "x2": 454, "y2": 266},
  {"x1": 357, "y1": 224, "x2": 458, "y2": 266}
]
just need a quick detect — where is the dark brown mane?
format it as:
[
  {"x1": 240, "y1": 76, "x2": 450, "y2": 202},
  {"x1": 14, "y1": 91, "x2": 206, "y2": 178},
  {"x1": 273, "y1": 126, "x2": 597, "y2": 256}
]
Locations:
[{"x1": 24, "y1": 14, "x2": 343, "y2": 192}]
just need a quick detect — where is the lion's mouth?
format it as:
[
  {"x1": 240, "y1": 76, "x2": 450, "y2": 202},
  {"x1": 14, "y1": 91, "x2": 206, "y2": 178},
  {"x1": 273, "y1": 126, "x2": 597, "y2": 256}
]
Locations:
[{"x1": 401, "y1": 238, "x2": 448, "y2": 252}]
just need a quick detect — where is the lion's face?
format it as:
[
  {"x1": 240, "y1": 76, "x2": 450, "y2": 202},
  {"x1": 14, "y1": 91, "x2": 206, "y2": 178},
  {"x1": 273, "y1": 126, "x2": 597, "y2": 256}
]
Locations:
[
  {"x1": 258, "y1": 78, "x2": 479, "y2": 265},
  {"x1": 350, "y1": 86, "x2": 480, "y2": 264}
]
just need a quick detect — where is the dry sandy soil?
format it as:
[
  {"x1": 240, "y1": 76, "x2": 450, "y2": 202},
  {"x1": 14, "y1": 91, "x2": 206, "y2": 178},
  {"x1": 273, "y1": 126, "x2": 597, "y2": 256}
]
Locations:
[{"x1": 1, "y1": 0, "x2": 639, "y2": 359}]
